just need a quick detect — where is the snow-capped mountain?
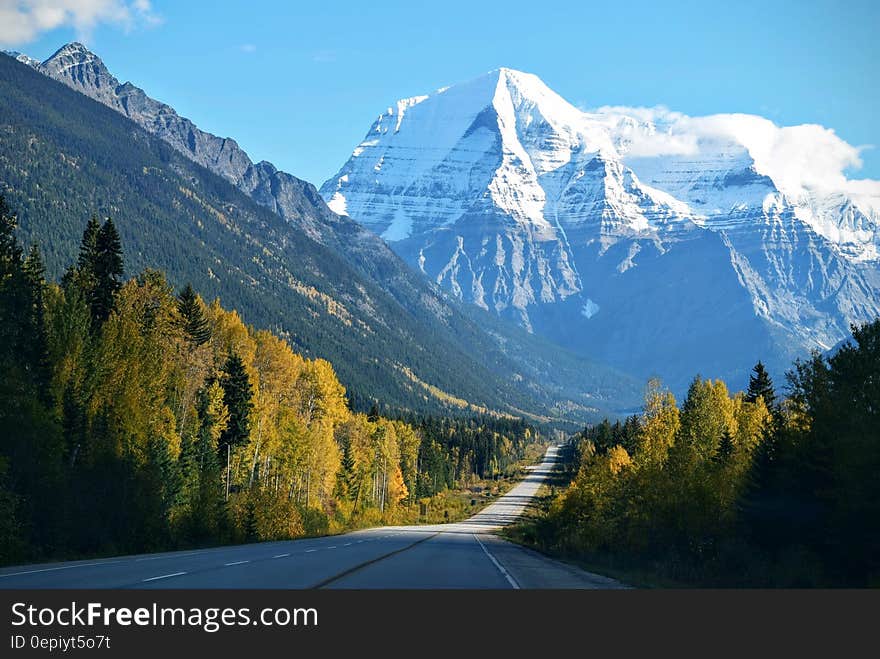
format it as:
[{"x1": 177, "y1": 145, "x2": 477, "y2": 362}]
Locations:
[
  {"x1": 322, "y1": 68, "x2": 880, "y2": 388},
  {"x1": 3, "y1": 46, "x2": 647, "y2": 419}
]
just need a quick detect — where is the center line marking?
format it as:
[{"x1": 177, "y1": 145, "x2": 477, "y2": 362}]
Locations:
[
  {"x1": 142, "y1": 571, "x2": 186, "y2": 582},
  {"x1": 0, "y1": 561, "x2": 121, "y2": 578},
  {"x1": 135, "y1": 551, "x2": 204, "y2": 562},
  {"x1": 342, "y1": 543, "x2": 352, "y2": 547},
  {"x1": 305, "y1": 549, "x2": 317, "y2": 553},
  {"x1": 224, "y1": 560, "x2": 249, "y2": 566},
  {"x1": 327, "y1": 546, "x2": 337, "y2": 549},
  {"x1": 272, "y1": 553, "x2": 290, "y2": 559}
]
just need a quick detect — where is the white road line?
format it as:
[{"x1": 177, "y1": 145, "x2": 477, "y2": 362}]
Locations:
[
  {"x1": 342, "y1": 543, "x2": 352, "y2": 547},
  {"x1": 305, "y1": 549, "x2": 317, "y2": 553},
  {"x1": 356, "y1": 540, "x2": 364, "y2": 544},
  {"x1": 327, "y1": 546, "x2": 337, "y2": 549},
  {"x1": 474, "y1": 534, "x2": 519, "y2": 589},
  {"x1": 142, "y1": 571, "x2": 186, "y2": 582},
  {"x1": 272, "y1": 553, "x2": 290, "y2": 559},
  {"x1": 0, "y1": 561, "x2": 121, "y2": 578},
  {"x1": 224, "y1": 560, "x2": 249, "y2": 566},
  {"x1": 135, "y1": 551, "x2": 204, "y2": 562}
]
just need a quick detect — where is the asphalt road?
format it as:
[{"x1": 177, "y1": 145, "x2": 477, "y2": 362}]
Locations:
[{"x1": 0, "y1": 445, "x2": 625, "y2": 589}]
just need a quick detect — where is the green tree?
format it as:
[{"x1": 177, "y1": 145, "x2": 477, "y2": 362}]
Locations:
[
  {"x1": 745, "y1": 361, "x2": 776, "y2": 409},
  {"x1": 176, "y1": 283, "x2": 211, "y2": 346},
  {"x1": 91, "y1": 218, "x2": 124, "y2": 324},
  {"x1": 713, "y1": 429, "x2": 735, "y2": 465},
  {"x1": 219, "y1": 352, "x2": 254, "y2": 455},
  {"x1": 21, "y1": 245, "x2": 50, "y2": 396},
  {"x1": 0, "y1": 195, "x2": 27, "y2": 367}
]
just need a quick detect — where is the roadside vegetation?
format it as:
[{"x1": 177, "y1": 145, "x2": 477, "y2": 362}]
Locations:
[
  {"x1": 0, "y1": 198, "x2": 544, "y2": 565},
  {"x1": 508, "y1": 331, "x2": 880, "y2": 588}
]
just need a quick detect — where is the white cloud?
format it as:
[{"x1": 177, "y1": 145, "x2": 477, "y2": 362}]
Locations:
[
  {"x1": 591, "y1": 105, "x2": 879, "y2": 201},
  {"x1": 0, "y1": 0, "x2": 160, "y2": 47}
]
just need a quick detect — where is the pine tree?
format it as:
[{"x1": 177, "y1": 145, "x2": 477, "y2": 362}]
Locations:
[
  {"x1": 337, "y1": 433, "x2": 356, "y2": 500},
  {"x1": 745, "y1": 361, "x2": 776, "y2": 409},
  {"x1": 593, "y1": 419, "x2": 613, "y2": 455},
  {"x1": 713, "y1": 429, "x2": 736, "y2": 465},
  {"x1": 218, "y1": 352, "x2": 254, "y2": 455},
  {"x1": 0, "y1": 196, "x2": 26, "y2": 364},
  {"x1": 91, "y1": 218, "x2": 124, "y2": 324},
  {"x1": 21, "y1": 245, "x2": 50, "y2": 395},
  {"x1": 243, "y1": 501, "x2": 258, "y2": 542},
  {"x1": 77, "y1": 216, "x2": 101, "y2": 275},
  {"x1": 738, "y1": 424, "x2": 782, "y2": 547},
  {"x1": 186, "y1": 382, "x2": 227, "y2": 542},
  {"x1": 176, "y1": 283, "x2": 211, "y2": 345}
]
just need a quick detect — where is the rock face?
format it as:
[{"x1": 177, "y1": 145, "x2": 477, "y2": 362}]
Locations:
[
  {"x1": 321, "y1": 68, "x2": 880, "y2": 389},
  {"x1": 5, "y1": 46, "x2": 644, "y2": 419},
  {"x1": 20, "y1": 43, "x2": 419, "y2": 309}
]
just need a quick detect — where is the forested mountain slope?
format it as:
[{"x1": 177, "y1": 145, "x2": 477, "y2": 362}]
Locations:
[{"x1": 0, "y1": 53, "x2": 639, "y2": 421}]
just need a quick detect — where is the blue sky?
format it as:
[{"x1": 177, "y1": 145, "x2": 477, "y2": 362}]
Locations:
[{"x1": 5, "y1": 0, "x2": 879, "y2": 186}]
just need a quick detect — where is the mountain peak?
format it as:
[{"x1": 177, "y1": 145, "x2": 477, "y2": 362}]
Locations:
[
  {"x1": 459, "y1": 66, "x2": 551, "y2": 98},
  {"x1": 321, "y1": 66, "x2": 880, "y2": 386},
  {"x1": 40, "y1": 42, "x2": 119, "y2": 100},
  {"x1": 47, "y1": 42, "x2": 95, "y2": 60}
]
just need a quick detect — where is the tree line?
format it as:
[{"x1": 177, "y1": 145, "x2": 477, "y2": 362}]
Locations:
[
  {"x1": 0, "y1": 198, "x2": 540, "y2": 563},
  {"x1": 521, "y1": 331, "x2": 879, "y2": 586}
]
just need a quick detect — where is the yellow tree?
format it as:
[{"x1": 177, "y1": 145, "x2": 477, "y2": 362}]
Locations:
[
  {"x1": 394, "y1": 420, "x2": 420, "y2": 502},
  {"x1": 677, "y1": 377, "x2": 737, "y2": 461},
  {"x1": 205, "y1": 302, "x2": 257, "y2": 486},
  {"x1": 170, "y1": 291, "x2": 213, "y2": 444},
  {"x1": 636, "y1": 378, "x2": 680, "y2": 467},
  {"x1": 247, "y1": 330, "x2": 305, "y2": 488},
  {"x1": 87, "y1": 272, "x2": 180, "y2": 462}
]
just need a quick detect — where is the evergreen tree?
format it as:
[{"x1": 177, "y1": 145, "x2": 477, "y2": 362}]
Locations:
[
  {"x1": 745, "y1": 361, "x2": 776, "y2": 409},
  {"x1": 70, "y1": 216, "x2": 123, "y2": 327},
  {"x1": 0, "y1": 196, "x2": 26, "y2": 364},
  {"x1": 21, "y1": 245, "x2": 50, "y2": 395},
  {"x1": 77, "y1": 215, "x2": 101, "y2": 275},
  {"x1": 139, "y1": 434, "x2": 175, "y2": 547},
  {"x1": 738, "y1": 423, "x2": 783, "y2": 549},
  {"x1": 336, "y1": 433, "x2": 356, "y2": 500},
  {"x1": 243, "y1": 501, "x2": 258, "y2": 542},
  {"x1": 185, "y1": 382, "x2": 227, "y2": 542},
  {"x1": 218, "y1": 352, "x2": 254, "y2": 455},
  {"x1": 620, "y1": 415, "x2": 641, "y2": 456},
  {"x1": 91, "y1": 218, "x2": 124, "y2": 324},
  {"x1": 176, "y1": 283, "x2": 212, "y2": 345},
  {"x1": 593, "y1": 419, "x2": 613, "y2": 455},
  {"x1": 713, "y1": 429, "x2": 735, "y2": 465}
]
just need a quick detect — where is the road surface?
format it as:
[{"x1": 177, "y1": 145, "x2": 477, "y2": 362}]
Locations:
[{"x1": 0, "y1": 445, "x2": 625, "y2": 589}]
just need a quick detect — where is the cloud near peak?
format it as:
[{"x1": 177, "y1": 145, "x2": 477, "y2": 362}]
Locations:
[
  {"x1": 591, "y1": 105, "x2": 877, "y2": 204},
  {"x1": 0, "y1": 0, "x2": 160, "y2": 47}
]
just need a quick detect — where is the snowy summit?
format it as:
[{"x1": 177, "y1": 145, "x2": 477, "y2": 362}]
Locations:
[{"x1": 321, "y1": 67, "x2": 880, "y2": 388}]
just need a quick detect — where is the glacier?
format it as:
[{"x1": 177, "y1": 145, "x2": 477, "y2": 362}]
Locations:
[{"x1": 321, "y1": 67, "x2": 880, "y2": 391}]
